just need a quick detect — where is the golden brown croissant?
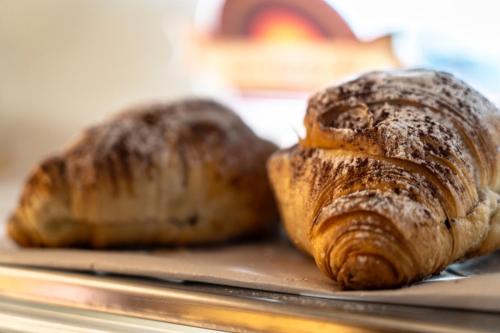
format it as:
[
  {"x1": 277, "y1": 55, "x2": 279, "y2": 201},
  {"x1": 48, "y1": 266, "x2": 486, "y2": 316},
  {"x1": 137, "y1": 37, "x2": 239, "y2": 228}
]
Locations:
[
  {"x1": 268, "y1": 69, "x2": 500, "y2": 289},
  {"x1": 8, "y1": 99, "x2": 278, "y2": 248}
]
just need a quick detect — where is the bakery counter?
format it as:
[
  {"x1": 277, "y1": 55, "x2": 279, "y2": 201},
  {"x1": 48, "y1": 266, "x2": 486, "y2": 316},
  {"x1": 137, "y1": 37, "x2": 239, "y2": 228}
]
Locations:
[
  {"x1": 1, "y1": 69, "x2": 500, "y2": 333},
  {"x1": 0, "y1": 265, "x2": 498, "y2": 333}
]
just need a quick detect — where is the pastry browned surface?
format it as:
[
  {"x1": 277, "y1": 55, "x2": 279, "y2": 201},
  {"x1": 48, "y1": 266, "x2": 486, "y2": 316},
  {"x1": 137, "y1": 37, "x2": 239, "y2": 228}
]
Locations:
[
  {"x1": 268, "y1": 69, "x2": 500, "y2": 289},
  {"x1": 8, "y1": 99, "x2": 278, "y2": 248}
]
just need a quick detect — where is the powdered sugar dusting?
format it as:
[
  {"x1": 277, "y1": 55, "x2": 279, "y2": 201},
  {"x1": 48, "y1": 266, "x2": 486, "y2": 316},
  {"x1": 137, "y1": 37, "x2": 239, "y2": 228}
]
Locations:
[
  {"x1": 305, "y1": 69, "x2": 500, "y2": 219},
  {"x1": 269, "y1": 69, "x2": 500, "y2": 289}
]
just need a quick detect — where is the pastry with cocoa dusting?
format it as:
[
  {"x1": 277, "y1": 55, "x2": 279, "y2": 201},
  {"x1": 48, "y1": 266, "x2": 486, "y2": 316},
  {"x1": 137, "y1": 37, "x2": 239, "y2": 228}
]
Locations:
[
  {"x1": 8, "y1": 99, "x2": 278, "y2": 247},
  {"x1": 268, "y1": 69, "x2": 500, "y2": 289}
]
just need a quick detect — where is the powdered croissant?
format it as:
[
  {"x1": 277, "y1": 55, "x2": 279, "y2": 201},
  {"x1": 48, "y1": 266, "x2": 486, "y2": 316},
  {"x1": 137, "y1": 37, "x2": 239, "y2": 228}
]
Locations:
[{"x1": 268, "y1": 69, "x2": 500, "y2": 289}]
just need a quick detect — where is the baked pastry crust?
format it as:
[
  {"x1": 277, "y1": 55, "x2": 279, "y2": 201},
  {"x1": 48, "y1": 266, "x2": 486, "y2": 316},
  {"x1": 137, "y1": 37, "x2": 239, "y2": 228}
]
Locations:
[
  {"x1": 8, "y1": 99, "x2": 278, "y2": 247},
  {"x1": 268, "y1": 69, "x2": 500, "y2": 289}
]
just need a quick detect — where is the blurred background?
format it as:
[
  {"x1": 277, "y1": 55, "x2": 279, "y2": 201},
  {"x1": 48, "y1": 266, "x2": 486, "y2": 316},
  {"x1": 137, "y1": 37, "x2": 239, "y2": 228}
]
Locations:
[{"x1": 1, "y1": 0, "x2": 500, "y2": 216}]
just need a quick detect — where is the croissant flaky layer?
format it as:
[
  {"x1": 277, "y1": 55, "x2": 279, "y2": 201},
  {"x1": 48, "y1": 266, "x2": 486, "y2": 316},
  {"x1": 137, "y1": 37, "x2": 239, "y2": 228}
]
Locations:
[
  {"x1": 8, "y1": 99, "x2": 278, "y2": 248},
  {"x1": 268, "y1": 69, "x2": 500, "y2": 289}
]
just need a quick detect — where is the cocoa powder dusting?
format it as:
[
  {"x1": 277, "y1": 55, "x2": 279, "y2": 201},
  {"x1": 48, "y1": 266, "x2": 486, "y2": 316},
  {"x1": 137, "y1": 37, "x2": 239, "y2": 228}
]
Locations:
[{"x1": 61, "y1": 99, "x2": 270, "y2": 190}]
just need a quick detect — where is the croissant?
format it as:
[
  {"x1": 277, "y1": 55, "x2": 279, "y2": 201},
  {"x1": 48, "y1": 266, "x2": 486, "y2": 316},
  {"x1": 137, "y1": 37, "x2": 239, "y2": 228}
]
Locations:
[
  {"x1": 8, "y1": 99, "x2": 278, "y2": 248},
  {"x1": 268, "y1": 69, "x2": 500, "y2": 289}
]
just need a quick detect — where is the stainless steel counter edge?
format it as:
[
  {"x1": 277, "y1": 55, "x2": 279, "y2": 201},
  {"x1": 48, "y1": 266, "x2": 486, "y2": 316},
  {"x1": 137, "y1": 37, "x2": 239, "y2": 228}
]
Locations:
[{"x1": 0, "y1": 266, "x2": 497, "y2": 333}]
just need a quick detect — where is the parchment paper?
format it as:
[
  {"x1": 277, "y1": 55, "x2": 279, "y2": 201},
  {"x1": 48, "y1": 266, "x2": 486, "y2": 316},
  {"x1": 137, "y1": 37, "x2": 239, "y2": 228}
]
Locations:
[
  {"x1": 1, "y1": 181, "x2": 499, "y2": 312},
  {"x1": 0, "y1": 238, "x2": 499, "y2": 312}
]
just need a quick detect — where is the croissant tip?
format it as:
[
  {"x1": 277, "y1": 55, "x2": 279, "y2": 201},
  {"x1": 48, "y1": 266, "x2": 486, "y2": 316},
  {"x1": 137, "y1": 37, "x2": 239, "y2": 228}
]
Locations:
[
  {"x1": 7, "y1": 214, "x2": 34, "y2": 247},
  {"x1": 336, "y1": 254, "x2": 400, "y2": 290}
]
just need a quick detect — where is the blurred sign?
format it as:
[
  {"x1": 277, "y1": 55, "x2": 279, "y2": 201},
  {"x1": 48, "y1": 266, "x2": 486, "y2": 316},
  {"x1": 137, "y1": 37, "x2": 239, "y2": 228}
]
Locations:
[{"x1": 192, "y1": 0, "x2": 399, "y2": 93}]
